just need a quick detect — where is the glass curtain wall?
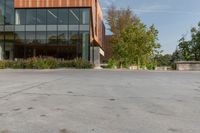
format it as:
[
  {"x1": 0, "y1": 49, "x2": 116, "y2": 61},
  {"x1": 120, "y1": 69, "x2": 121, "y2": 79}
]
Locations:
[
  {"x1": 1, "y1": 5, "x2": 90, "y2": 60},
  {"x1": 0, "y1": 0, "x2": 5, "y2": 59},
  {"x1": 4, "y1": 0, "x2": 15, "y2": 60}
]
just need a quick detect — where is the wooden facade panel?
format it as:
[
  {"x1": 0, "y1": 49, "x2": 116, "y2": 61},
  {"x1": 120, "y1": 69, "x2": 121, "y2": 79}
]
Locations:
[{"x1": 14, "y1": 0, "x2": 93, "y2": 8}]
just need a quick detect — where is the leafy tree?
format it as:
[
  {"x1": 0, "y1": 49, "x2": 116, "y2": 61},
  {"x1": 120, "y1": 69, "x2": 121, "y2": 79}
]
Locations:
[
  {"x1": 106, "y1": 5, "x2": 137, "y2": 36},
  {"x1": 177, "y1": 22, "x2": 200, "y2": 61},
  {"x1": 112, "y1": 19, "x2": 160, "y2": 68},
  {"x1": 106, "y1": 5, "x2": 161, "y2": 69},
  {"x1": 178, "y1": 37, "x2": 192, "y2": 61},
  {"x1": 155, "y1": 54, "x2": 173, "y2": 66},
  {"x1": 190, "y1": 23, "x2": 200, "y2": 60}
]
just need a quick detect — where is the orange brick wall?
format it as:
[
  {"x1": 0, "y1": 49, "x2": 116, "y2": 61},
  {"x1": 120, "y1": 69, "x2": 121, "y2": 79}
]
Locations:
[{"x1": 14, "y1": 0, "x2": 105, "y2": 48}]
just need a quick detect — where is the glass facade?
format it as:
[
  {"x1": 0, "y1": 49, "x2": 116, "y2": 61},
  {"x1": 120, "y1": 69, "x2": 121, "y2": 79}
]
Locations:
[{"x1": 0, "y1": 0, "x2": 90, "y2": 60}]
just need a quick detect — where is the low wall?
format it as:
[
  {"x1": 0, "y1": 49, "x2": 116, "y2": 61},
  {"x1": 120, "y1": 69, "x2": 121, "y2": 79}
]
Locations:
[{"x1": 176, "y1": 61, "x2": 200, "y2": 71}]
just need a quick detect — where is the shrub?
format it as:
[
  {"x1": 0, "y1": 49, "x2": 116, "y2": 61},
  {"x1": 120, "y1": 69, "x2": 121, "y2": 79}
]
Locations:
[
  {"x1": 0, "y1": 57, "x2": 93, "y2": 69},
  {"x1": 27, "y1": 57, "x2": 58, "y2": 69},
  {"x1": 0, "y1": 61, "x2": 7, "y2": 69},
  {"x1": 107, "y1": 59, "x2": 118, "y2": 69}
]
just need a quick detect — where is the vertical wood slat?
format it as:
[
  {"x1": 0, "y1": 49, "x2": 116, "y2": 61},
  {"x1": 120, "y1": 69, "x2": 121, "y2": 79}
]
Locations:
[{"x1": 14, "y1": 0, "x2": 94, "y2": 8}]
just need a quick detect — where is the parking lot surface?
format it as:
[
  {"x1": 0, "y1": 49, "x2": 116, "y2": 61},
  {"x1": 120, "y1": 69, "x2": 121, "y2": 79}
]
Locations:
[{"x1": 0, "y1": 70, "x2": 200, "y2": 133}]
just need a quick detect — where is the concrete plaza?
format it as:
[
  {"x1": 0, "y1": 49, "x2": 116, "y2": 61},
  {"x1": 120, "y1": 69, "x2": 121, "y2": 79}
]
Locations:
[{"x1": 0, "y1": 70, "x2": 200, "y2": 133}]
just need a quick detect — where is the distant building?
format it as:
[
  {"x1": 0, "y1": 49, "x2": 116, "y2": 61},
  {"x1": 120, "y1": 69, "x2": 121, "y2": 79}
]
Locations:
[{"x1": 0, "y1": 0, "x2": 105, "y2": 66}]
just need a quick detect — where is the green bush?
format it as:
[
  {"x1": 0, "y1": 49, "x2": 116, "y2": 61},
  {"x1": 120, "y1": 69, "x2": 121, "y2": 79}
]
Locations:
[
  {"x1": 0, "y1": 57, "x2": 93, "y2": 69},
  {"x1": 0, "y1": 61, "x2": 7, "y2": 69},
  {"x1": 28, "y1": 57, "x2": 58, "y2": 69},
  {"x1": 107, "y1": 59, "x2": 118, "y2": 69}
]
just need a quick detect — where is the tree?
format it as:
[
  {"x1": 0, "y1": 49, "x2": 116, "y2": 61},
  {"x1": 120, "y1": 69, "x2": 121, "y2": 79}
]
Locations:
[
  {"x1": 178, "y1": 37, "x2": 192, "y2": 61},
  {"x1": 112, "y1": 20, "x2": 160, "y2": 68},
  {"x1": 106, "y1": 5, "x2": 137, "y2": 36},
  {"x1": 190, "y1": 23, "x2": 200, "y2": 60},
  {"x1": 106, "y1": 5, "x2": 161, "y2": 69},
  {"x1": 155, "y1": 54, "x2": 173, "y2": 66},
  {"x1": 177, "y1": 22, "x2": 200, "y2": 61}
]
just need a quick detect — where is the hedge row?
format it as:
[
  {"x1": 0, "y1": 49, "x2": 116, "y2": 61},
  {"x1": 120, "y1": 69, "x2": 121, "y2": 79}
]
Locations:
[{"x1": 0, "y1": 57, "x2": 93, "y2": 69}]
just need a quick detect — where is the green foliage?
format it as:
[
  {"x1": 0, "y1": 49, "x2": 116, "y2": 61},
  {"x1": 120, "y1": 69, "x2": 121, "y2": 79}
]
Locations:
[
  {"x1": 0, "y1": 60, "x2": 7, "y2": 69},
  {"x1": 178, "y1": 38, "x2": 192, "y2": 61},
  {"x1": 146, "y1": 62, "x2": 156, "y2": 70},
  {"x1": 177, "y1": 22, "x2": 200, "y2": 61},
  {"x1": 107, "y1": 59, "x2": 118, "y2": 68},
  {"x1": 106, "y1": 5, "x2": 161, "y2": 69},
  {"x1": 155, "y1": 54, "x2": 173, "y2": 66},
  {"x1": 29, "y1": 57, "x2": 58, "y2": 69},
  {"x1": 0, "y1": 57, "x2": 92, "y2": 69},
  {"x1": 112, "y1": 20, "x2": 160, "y2": 69}
]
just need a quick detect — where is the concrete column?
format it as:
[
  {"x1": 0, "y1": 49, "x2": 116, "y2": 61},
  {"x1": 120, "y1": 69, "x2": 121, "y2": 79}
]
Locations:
[
  {"x1": 90, "y1": 46, "x2": 104, "y2": 68},
  {"x1": 0, "y1": 43, "x2": 3, "y2": 60}
]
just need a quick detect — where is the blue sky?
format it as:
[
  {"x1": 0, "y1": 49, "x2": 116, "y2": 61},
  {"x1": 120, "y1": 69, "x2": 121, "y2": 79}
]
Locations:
[{"x1": 99, "y1": 0, "x2": 200, "y2": 54}]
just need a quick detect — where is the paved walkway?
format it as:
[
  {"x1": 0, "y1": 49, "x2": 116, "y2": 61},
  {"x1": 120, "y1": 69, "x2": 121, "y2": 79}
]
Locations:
[{"x1": 0, "y1": 70, "x2": 200, "y2": 133}]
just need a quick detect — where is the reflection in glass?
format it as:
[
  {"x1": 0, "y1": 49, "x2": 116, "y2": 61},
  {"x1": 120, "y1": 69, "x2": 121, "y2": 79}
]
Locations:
[
  {"x1": 58, "y1": 9, "x2": 68, "y2": 25},
  {"x1": 47, "y1": 31, "x2": 57, "y2": 45},
  {"x1": 5, "y1": 0, "x2": 14, "y2": 25},
  {"x1": 37, "y1": 9, "x2": 46, "y2": 25},
  {"x1": 36, "y1": 31, "x2": 46, "y2": 44},
  {"x1": 26, "y1": 31, "x2": 36, "y2": 45},
  {"x1": 5, "y1": 32, "x2": 14, "y2": 42},
  {"x1": 0, "y1": 0, "x2": 5, "y2": 25},
  {"x1": 80, "y1": 9, "x2": 90, "y2": 25},
  {"x1": 58, "y1": 31, "x2": 68, "y2": 45},
  {"x1": 0, "y1": 32, "x2": 4, "y2": 41},
  {"x1": 69, "y1": 32, "x2": 79, "y2": 45},
  {"x1": 15, "y1": 31, "x2": 25, "y2": 44},
  {"x1": 15, "y1": 9, "x2": 26, "y2": 25},
  {"x1": 47, "y1": 9, "x2": 57, "y2": 25},
  {"x1": 80, "y1": 32, "x2": 89, "y2": 60},
  {"x1": 1, "y1": 7, "x2": 91, "y2": 60},
  {"x1": 26, "y1": 9, "x2": 36, "y2": 25},
  {"x1": 69, "y1": 9, "x2": 80, "y2": 25}
]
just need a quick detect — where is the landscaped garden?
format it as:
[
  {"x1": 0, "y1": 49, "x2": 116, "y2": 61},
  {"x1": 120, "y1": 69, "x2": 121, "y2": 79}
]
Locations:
[{"x1": 0, "y1": 57, "x2": 93, "y2": 69}]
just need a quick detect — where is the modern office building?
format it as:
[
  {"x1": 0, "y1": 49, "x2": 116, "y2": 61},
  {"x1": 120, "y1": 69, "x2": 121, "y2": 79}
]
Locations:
[{"x1": 0, "y1": 0, "x2": 105, "y2": 65}]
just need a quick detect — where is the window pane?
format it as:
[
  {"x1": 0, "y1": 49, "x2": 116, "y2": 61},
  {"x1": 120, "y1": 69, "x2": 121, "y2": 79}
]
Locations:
[
  {"x1": 5, "y1": 42, "x2": 14, "y2": 60},
  {"x1": 80, "y1": 9, "x2": 90, "y2": 25},
  {"x1": 47, "y1": 31, "x2": 57, "y2": 45},
  {"x1": 47, "y1": 9, "x2": 57, "y2": 25},
  {"x1": 5, "y1": 32, "x2": 14, "y2": 42},
  {"x1": 58, "y1": 9, "x2": 68, "y2": 25},
  {"x1": 80, "y1": 32, "x2": 89, "y2": 60},
  {"x1": 15, "y1": 31, "x2": 25, "y2": 44},
  {"x1": 37, "y1": 9, "x2": 46, "y2": 25},
  {"x1": 69, "y1": 32, "x2": 79, "y2": 45},
  {"x1": 69, "y1": 9, "x2": 80, "y2": 25},
  {"x1": 5, "y1": 0, "x2": 14, "y2": 25},
  {"x1": 26, "y1": 31, "x2": 36, "y2": 44},
  {"x1": 15, "y1": 26, "x2": 25, "y2": 32},
  {"x1": 0, "y1": 0, "x2": 5, "y2": 25},
  {"x1": 0, "y1": 32, "x2": 4, "y2": 41},
  {"x1": 5, "y1": 25, "x2": 14, "y2": 31},
  {"x1": 26, "y1": 9, "x2": 36, "y2": 25},
  {"x1": 58, "y1": 31, "x2": 68, "y2": 45},
  {"x1": 15, "y1": 9, "x2": 26, "y2": 25},
  {"x1": 36, "y1": 31, "x2": 46, "y2": 44}
]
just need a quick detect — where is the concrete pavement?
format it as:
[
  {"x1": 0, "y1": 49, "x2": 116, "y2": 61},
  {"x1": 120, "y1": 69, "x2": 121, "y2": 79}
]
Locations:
[{"x1": 0, "y1": 70, "x2": 200, "y2": 133}]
